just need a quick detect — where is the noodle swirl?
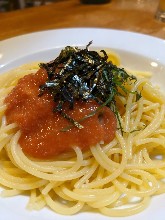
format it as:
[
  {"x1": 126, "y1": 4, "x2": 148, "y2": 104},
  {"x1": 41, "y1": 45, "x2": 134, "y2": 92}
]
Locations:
[{"x1": 0, "y1": 60, "x2": 165, "y2": 217}]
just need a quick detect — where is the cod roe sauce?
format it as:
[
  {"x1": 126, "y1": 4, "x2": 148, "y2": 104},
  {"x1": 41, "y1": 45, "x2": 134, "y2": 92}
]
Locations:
[{"x1": 5, "y1": 68, "x2": 117, "y2": 159}]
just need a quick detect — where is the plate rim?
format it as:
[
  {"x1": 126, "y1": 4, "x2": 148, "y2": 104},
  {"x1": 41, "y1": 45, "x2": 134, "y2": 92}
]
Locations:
[{"x1": 1, "y1": 27, "x2": 165, "y2": 43}]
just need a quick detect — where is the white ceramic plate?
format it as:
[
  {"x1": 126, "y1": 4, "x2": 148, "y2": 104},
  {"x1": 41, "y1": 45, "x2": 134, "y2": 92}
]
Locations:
[{"x1": 0, "y1": 28, "x2": 165, "y2": 220}]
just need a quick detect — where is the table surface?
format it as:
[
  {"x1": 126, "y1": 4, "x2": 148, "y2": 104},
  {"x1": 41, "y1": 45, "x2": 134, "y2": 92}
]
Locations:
[{"x1": 0, "y1": 0, "x2": 165, "y2": 41}]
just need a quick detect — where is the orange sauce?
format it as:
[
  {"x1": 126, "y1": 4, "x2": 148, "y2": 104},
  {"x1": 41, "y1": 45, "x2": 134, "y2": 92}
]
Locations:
[
  {"x1": 159, "y1": 0, "x2": 165, "y2": 10},
  {"x1": 5, "y1": 68, "x2": 117, "y2": 159}
]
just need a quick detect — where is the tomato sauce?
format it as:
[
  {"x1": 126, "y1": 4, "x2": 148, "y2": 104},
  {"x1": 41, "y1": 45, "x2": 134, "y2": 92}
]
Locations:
[{"x1": 5, "y1": 68, "x2": 117, "y2": 159}]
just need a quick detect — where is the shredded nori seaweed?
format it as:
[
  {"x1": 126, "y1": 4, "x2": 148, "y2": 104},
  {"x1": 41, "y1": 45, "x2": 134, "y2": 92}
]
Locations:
[{"x1": 39, "y1": 42, "x2": 137, "y2": 132}]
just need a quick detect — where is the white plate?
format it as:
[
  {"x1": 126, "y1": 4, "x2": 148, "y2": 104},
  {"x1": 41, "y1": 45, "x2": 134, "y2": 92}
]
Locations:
[{"x1": 0, "y1": 28, "x2": 165, "y2": 220}]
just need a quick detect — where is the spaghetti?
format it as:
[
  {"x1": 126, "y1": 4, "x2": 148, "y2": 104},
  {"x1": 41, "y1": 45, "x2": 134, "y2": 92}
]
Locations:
[{"x1": 0, "y1": 52, "x2": 165, "y2": 217}]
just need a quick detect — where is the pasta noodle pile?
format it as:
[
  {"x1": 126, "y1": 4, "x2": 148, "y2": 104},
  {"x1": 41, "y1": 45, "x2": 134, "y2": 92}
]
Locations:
[{"x1": 0, "y1": 58, "x2": 165, "y2": 217}]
